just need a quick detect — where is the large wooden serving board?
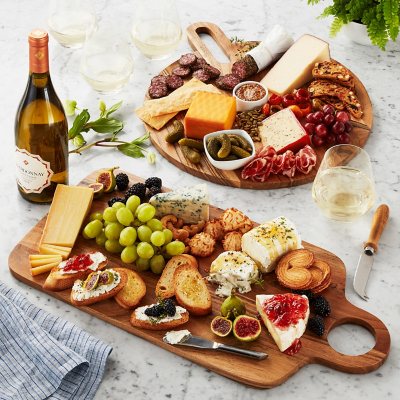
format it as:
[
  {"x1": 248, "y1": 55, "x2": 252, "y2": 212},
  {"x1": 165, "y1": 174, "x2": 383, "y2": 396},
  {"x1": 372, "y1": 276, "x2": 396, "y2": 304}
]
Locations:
[
  {"x1": 9, "y1": 172, "x2": 389, "y2": 389},
  {"x1": 146, "y1": 22, "x2": 373, "y2": 189}
]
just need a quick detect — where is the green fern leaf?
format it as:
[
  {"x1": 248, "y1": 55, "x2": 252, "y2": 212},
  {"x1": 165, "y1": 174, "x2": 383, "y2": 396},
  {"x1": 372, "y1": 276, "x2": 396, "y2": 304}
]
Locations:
[
  {"x1": 318, "y1": 5, "x2": 336, "y2": 18},
  {"x1": 367, "y1": 15, "x2": 389, "y2": 49},
  {"x1": 382, "y1": 0, "x2": 400, "y2": 41},
  {"x1": 330, "y1": 17, "x2": 345, "y2": 36}
]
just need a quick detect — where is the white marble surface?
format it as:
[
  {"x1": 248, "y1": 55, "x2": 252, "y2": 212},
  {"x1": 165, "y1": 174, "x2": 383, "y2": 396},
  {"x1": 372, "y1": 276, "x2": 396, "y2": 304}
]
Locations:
[{"x1": 1, "y1": 0, "x2": 399, "y2": 398}]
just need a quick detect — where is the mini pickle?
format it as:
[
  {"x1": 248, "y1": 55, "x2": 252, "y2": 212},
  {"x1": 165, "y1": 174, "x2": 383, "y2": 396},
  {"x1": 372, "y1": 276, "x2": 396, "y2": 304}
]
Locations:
[
  {"x1": 217, "y1": 134, "x2": 232, "y2": 159},
  {"x1": 206, "y1": 137, "x2": 221, "y2": 160},
  {"x1": 231, "y1": 145, "x2": 251, "y2": 159},
  {"x1": 178, "y1": 138, "x2": 204, "y2": 151},
  {"x1": 165, "y1": 120, "x2": 184, "y2": 144},
  {"x1": 180, "y1": 145, "x2": 201, "y2": 164}
]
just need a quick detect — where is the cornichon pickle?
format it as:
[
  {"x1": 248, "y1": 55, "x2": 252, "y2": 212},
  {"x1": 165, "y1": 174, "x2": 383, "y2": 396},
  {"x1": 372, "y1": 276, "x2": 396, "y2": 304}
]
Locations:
[
  {"x1": 228, "y1": 134, "x2": 252, "y2": 152},
  {"x1": 231, "y1": 145, "x2": 251, "y2": 159},
  {"x1": 228, "y1": 137, "x2": 240, "y2": 147},
  {"x1": 178, "y1": 138, "x2": 204, "y2": 151},
  {"x1": 180, "y1": 145, "x2": 201, "y2": 164},
  {"x1": 206, "y1": 137, "x2": 221, "y2": 160},
  {"x1": 219, "y1": 154, "x2": 239, "y2": 161},
  {"x1": 216, "y1": 134, "x2": 231, "y2": 159},
  {"x1": 165, "y1": 120, "x2": 184, "y2": 144}
]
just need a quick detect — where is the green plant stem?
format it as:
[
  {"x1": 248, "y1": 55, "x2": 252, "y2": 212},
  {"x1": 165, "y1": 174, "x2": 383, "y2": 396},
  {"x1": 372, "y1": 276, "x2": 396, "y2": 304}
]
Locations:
[{"x1": 69, "y1": 138, "x2": 148, "y2": 155}]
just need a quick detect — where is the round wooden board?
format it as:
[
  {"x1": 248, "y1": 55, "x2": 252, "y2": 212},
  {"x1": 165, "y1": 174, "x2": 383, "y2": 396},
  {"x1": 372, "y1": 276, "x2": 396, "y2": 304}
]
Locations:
[{"x1": 145, "y1": 22, "x2": 373, "y2": 189}]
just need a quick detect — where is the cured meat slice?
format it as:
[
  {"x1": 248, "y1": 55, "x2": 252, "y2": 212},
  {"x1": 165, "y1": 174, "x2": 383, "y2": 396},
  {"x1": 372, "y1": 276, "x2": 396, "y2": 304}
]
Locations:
[
  {"x1": 172, "y1": 66, "x2": 192, "y2": 77},
  {"x1": 281, "y1": 150, "x2": 296, "y2": 178},
  {"x1": 148, "y1": 83, "x2": 168, "y2": 99},
  {"x1": 295, "y1": 145, "x2": 317, "y2": 174},
  {"x1": 215, "y1": 74, "x2": 241, "y2": 91},
  {"x1": 191, "y1": 57, "x2": 208, "y2": 71},
  {"x1": 232, "y1": 55, "x2": 258, "y2": 81},
  {"x1": 203, "y1": 64, "x2": 221, "y2": 79},
  {"x1": 151, "y1": 75, "x2": 168, "y2": 85},
  {"x1": 179, "y1": 53, "x2": 197, "y2": 67},
  {"x1": 241, "y1": 158, "x2": 267, "y2": 180},
  {"x1": 192, "y1": 69, "x2": 211, "y2": 83},
  {"x1": 166, "y1": 74, "x2": 184, "y2": 90}
]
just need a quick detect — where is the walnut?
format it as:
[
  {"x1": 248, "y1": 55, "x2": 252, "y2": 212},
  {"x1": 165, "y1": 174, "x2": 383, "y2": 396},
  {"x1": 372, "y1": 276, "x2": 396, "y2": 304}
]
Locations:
[
  {"x1": 188, "y1": 232, "x2": 216, "y2": 258},
  {"x1": 220, "y1": 208, "x2": 253, "y2": 234},
  {"x1": 222, "y1": 231, "x2": 243, "y2": 252},
  {"x1": 203, "y1": 219, "x2": 224, "y2": 241}
]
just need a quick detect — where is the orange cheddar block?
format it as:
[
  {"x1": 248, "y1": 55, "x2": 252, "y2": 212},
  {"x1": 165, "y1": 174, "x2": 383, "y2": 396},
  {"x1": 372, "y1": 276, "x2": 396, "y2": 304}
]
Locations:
[{"x1": 184, "y1": 92, "x2": 236, "y2": 139}]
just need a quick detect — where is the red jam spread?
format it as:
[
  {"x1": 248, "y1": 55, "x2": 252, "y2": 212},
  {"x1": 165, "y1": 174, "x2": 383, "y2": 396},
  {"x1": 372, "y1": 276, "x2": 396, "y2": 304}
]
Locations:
[
  {"x1": 63, "y1": 254, "x2": 93, "y2": 272},
  {"x1": 284, "y1": 338, "x2": 302, "y2": 356},
  {"x1": 262, "y1": 294, "x2": 308, "y2": 329},
  {"x1": 235, "y1": 83, "x2": 266, "y2": 102}
]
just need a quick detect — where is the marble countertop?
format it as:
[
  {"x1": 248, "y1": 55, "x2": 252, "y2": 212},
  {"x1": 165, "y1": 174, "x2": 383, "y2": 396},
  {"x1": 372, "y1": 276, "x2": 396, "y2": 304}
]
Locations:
[{"x1": 1, "y1": 0, "x2": 399, "y2": 398}]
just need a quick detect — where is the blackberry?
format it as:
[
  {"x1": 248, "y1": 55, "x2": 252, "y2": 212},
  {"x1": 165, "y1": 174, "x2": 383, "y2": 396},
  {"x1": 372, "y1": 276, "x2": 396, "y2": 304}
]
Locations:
[
  {"x1": 125, "y1": 182, "x2": 146, "y2": 201},
  {"x1": 144, "y1": 304, "x2": 164, "y2": 318},
  {"x1": 308, "y1": 315, "x2": 325, "y2": 336},
  {"x1": 294, "y1": 290, "x2": 315, "y2": 304},
  {"x1": 145, "y1": 176, "x2": 162, "y2": 189},
  {"x1": 108, "y1": 197, "x2": 126, "y2": 207},
  {"x1": 313, "y1": 296, "x2": 331, "y2": 317},
  {"x1": 163, "y1": 299, "x2": 176, "y2": 316},
  {"x1": 147, "y1": 185, "x2": 162, "y2": 198},
  {"x1": 115, "y1": 173, "x2": 129, "y2": 191}
]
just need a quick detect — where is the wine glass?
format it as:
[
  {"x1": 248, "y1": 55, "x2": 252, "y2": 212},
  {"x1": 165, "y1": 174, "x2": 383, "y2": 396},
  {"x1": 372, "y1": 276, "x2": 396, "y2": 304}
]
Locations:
[
  {"x1": 312, "y1": 144, "x2": 375, "y2": 221},
  {"x1": 47, "y1": 0, "x2": 96, "y2": 48},
  {"x1": 131, "y1": 0, "x2": 182, "y2": 60},
  {"x1": 80, "y1": 26, "x2": 134, "y2": 93}
]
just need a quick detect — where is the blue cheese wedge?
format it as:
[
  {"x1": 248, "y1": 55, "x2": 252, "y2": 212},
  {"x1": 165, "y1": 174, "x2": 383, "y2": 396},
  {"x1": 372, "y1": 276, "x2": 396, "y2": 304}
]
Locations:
[
  {"x1": 208, "y1": 251, "x2": 260, "y2": 297},
  {"x1": 241, "y1": 216, "x2": 302, "y2": 273},
  {"x1": 149, "y1": 184, "x2": 209, "y2": 224}
]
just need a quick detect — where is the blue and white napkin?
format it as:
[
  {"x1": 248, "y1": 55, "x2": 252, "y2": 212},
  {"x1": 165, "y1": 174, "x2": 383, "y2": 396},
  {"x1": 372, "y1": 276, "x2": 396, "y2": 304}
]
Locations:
[{"x1": 0, "y1": 282, "x2": 112, "y2": 400}]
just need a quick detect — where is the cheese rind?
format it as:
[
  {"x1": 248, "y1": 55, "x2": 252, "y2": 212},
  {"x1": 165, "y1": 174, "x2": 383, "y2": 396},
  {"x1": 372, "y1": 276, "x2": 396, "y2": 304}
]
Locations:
[
  {"x1": 40, "y1": 184, "x2": 94, "y2": 248},
  {"x1": 259, "y1": 108, "x2": 310, "y2": 153},
  {"x1": 241, "y1": 216, "x2": 302, "y2": 273},
  {"x1": 184, "y1": 92, "x2": 236, "y2": 139},
  {"x1": 149, "y1": 184, "x2": 209, "y2": 224},
  {"x1": 256, "y1": 294, "x2": 309, "y2": 352},
  {"x1": 261, "y1": 34, "x2": 330, "y2": 95}
]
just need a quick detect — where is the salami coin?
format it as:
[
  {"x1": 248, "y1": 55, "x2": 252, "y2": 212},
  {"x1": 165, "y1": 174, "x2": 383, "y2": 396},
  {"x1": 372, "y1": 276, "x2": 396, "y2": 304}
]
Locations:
[
  {"x1": 191, "y1": 57, "x2": 208, "y2": 71},
  {"x1": 148, "y1": 83, "x2": 168, "y2": 99},
  {"x1": 179, "y1": 53, "x2": 197, "y2": 67},
  {"x1": 166, "y1": 74, "x2": 184, "y2": 90},
  {"x1": 215, "y1": 74, "x2": 241, "y2": 91},
  {"x1": 203, "y1": 64, "x2": 221, "y2": 79},
  {"x1": 172, "y1": 66, "x2": 191, "y2": 77},
  {"x1": 151, "y1": 75, "x2": 168, "y2": 85},
  {"x1": 192, "y1": 69, "x2": 211, "y2": 83}
]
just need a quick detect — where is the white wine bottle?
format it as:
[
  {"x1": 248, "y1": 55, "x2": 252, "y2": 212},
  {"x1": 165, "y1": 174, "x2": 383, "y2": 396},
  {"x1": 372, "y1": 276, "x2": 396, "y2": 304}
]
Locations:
[{"x1": 15, "y1": 29, "x2": 68, "y2": 203}]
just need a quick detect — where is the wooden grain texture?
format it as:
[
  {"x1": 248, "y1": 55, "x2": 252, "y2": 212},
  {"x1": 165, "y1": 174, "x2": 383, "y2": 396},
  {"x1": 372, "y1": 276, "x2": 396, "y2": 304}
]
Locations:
[
  {"x1": 365, "y1": 204, "x2": 390, "y2": 252},
  {"x1": 146, "y1": 22, "x2": 373, "y2": 189},
  {"x1": 8, "y1": 171, "x2": 390, "y2": 389}
]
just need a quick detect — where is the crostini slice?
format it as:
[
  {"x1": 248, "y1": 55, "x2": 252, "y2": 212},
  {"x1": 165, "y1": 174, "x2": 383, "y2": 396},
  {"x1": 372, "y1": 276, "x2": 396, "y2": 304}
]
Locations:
[{"x1": 114, "y1": 267, "x2": 146, "y2": 309}]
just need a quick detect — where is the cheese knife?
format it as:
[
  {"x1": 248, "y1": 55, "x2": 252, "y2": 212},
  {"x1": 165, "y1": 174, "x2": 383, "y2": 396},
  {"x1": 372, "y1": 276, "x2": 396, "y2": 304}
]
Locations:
[
  {"x1": 163, "y1": 334, "x2": 267, "y2": 360},
  {"x1": 353, "y1": 204, "x2": 389, "y2": 300}
]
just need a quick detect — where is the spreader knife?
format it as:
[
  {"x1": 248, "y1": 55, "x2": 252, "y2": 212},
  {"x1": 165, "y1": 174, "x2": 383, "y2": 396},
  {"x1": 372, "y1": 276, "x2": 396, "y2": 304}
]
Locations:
[{"x1": 353, "y1": 204, "x2": 389, "y2": 300}]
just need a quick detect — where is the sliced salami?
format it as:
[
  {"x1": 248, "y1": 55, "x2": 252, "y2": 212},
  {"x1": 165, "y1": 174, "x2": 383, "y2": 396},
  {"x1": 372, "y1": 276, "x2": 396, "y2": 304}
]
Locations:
[
  {"x1": 172, "y1": 66, "x2": 192, "y2": 77},
  {"x1": 166, "y1": 74, "x2": 184, "y2": 90},
  {"x1": 191, "y1": 57, "x2": 208, "y2": 71},
  {"x1": 179, "y1": 53, "x2": 197, "y2": 67},
  {"x1": 215, "y1": 74, "x2": 241, "y2": 91},
  {"x1": 232, "y1": 55, "x2": 258, "y2": 81},
  {"x1": 203, "y1": 64, "x2": 221, "y2": 79},
  {"x1": 192, "y1": 69, "x2": 211, "y2": 83},
  {"x1": 151, "y1": 75, "x2": 168, "y2": 85},
  {"x1": 148, "y1": 83, "x2": 168, "y2": 99}
]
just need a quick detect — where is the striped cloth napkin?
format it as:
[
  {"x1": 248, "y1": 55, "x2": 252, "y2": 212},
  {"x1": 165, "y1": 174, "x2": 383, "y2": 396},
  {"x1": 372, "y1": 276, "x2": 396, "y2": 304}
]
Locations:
[{"x1": 0, "y1": 282, "x2": 112, "y2": 400}]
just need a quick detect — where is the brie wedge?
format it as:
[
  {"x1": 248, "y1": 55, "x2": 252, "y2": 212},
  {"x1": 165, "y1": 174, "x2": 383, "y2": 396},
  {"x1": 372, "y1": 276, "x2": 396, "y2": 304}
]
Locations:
[
  {"x1": 256, "y1": 294, "x2": 309, "y2": 352},
  {"x1": 208, "y1": 251, "x2": 259, "y2": 297},
  {"x1": 241, "y1": 216, "x2": 302, "y2": 273}
]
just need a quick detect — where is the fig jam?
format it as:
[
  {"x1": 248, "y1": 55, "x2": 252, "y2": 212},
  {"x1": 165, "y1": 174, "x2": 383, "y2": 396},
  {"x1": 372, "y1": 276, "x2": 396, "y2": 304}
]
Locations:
[
  {"x1": 284, "y1": 338, "x2": 302, "y2": 356},
  {"x1": 63, "y1": 254, "x2": 93, "y2": 272},
  {"x1": 262, "y1": 294, "x2": 308, "y2": 329}
]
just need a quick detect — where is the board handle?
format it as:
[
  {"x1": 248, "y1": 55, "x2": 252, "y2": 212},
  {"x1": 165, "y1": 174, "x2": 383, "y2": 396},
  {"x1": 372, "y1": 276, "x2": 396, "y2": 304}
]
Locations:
[
  {"x1": 186, "y1": 22, "x2": 237, "y2": 67},
  {"x1": 365, "y1": 204, "x2": 389, "y2": 253},
  {"x1": 310, "y1": 301, "x2": 390, "y2": 373}
]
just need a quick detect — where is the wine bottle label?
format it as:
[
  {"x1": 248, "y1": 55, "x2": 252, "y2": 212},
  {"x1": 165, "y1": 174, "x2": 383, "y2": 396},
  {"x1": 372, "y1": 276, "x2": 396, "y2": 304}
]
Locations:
[{"x1": 15, "y1": 147, "x2": 54, "y2": 194}]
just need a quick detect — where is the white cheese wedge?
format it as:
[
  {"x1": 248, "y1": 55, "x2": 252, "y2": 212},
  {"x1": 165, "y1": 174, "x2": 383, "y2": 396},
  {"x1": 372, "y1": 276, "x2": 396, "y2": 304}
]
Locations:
[
  {"x1": 208, "y1": 251, "x2": 259, "y2": 297},
  {"x1": 256, "y1": 294, "x2": 309, "y2": 352},
  {"x1": 259, "y1": 108, "x2": 309, "y2": 153},
  {"x1": 149, "y1": 184, "x2": 209, "y2": 224},
  {"x1": 260, "y1": 34, "x2": 330, "y2": 95},
  {"x1": 241, "y1": 216, "x2": 302, "y2": 273}
]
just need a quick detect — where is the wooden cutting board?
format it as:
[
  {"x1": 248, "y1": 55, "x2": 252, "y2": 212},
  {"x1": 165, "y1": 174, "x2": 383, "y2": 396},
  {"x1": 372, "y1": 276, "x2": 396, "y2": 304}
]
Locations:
[
  {"x1": 8, "y1": 171, "x2": 389, "y2": 388},
  {"x1": 145, "y1": 22, "x2": 373, "y2": 189}
]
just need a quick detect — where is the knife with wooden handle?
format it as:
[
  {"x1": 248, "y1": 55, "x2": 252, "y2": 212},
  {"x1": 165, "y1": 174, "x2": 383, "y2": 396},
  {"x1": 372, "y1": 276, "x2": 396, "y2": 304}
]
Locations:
[{"x1": 353, "y1": 204, "x2": 389, "y2": 300}]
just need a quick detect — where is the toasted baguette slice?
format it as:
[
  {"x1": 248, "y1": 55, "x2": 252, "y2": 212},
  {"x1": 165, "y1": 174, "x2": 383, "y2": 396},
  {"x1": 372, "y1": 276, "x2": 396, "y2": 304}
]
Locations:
[
  {"x1": 155, "y1": 255, "x2": 198, "y2": 299},
  {"x1": 71, "y1": 269, "x2": 127, "y2": 307},
  {"x1": 43, "y1": 254, "x2": 108, "y2": 292},
  {"x1": 130, "y1": 306, "x2": 189, "y2": 331},
  {"x1": 174, "y1": 265, "x2": 212, "y2": 316},
  {"x1": 114, "y1": 268, "x2": 146, "y2": 309}
]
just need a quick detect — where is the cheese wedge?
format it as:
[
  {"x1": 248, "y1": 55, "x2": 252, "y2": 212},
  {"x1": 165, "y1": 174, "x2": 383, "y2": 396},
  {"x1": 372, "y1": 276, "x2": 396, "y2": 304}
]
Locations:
[
  {"x1": 29, "y1": 254, "x2": 64, "y2": 260},
  {"x1": 40, "y1": 184, "x2": 93, "y2": 248},
  {"x1": 31, "y1": 261, "x2": 61, "y2": 276},
  {"x1": 29, "y1": 256, "x2": 62, "y2": 267},
  {"x1": 261, "y1": 34, "x2": 330, "y2": 95},
  {"x1": 39, "y1": 244, "x2": 71, "y2": 259},
  {"x1": 241, "y1": 216, "x2": 302, "y2": 273}
]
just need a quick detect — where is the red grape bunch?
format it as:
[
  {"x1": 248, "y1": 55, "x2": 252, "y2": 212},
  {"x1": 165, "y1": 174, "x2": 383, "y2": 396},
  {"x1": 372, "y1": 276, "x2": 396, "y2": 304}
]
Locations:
[{"x1": 303, "y1": 105, "x2": 352, "y2": 147}]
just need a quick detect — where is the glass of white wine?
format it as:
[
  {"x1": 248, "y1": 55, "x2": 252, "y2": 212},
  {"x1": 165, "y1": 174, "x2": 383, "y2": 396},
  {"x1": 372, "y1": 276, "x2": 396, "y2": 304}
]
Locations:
[
  {"x1": 312, "y1": 144, "x2": 376, "y2": 221},
  {"x1": 80, "y1": 26, "x2": 134, "y2": 93},
  {"x1": 47, "y1": 0, "x2": 96, "y2": 48},
  {"x1": 131, "y1": 0, "x2": 182, "y2": 60}
]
